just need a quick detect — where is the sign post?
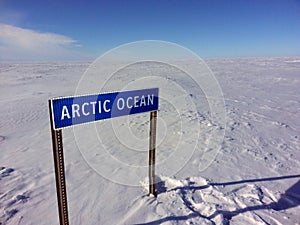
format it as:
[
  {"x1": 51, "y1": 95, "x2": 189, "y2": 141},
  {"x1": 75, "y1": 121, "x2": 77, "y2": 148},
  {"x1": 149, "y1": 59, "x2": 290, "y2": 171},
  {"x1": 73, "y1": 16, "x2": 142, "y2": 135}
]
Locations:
[
  {"x1": 149, "y1": 110, "x2": 157, "y2": 197},
  {"x1": 48, "y1": 88, "x2": 159, "y2": 224},
  {"x1": 48, "y1": 100, "x2": 69, "y2": 225}
]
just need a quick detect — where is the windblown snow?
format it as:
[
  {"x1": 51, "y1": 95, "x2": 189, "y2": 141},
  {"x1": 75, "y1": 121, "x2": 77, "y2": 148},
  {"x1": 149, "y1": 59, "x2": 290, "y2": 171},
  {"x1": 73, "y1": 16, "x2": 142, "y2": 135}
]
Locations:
[{"x1": 0, "y1": 58, "x2": 299, "y2": 225}]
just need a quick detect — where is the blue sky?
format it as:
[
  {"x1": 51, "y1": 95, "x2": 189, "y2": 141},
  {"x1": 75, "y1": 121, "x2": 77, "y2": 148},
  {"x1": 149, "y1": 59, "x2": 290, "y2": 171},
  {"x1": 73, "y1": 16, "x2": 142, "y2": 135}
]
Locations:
[{"x1": 0, "y1": 0, "x2": 300, "y2": 61}]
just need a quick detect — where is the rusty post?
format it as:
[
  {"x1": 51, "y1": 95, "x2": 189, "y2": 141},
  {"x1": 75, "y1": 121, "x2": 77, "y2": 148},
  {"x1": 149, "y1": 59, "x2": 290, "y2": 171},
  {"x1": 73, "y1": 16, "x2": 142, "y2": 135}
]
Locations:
[
  {"x1": 149, "y1": 110, "x2": 157, "y2": 197},
  {"x1": 49, "y1": 99, "x2": 69, "y2": 225}
]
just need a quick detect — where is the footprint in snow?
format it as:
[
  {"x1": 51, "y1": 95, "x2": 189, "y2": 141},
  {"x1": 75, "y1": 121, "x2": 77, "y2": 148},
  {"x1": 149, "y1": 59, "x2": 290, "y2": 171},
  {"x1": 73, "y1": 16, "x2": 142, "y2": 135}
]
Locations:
[
  {"x1": 6, "y1": 194, "x2": 30, "y2": 208},
  {"x1": 0, "y1": 135, "x2": 5, "y2": 143},
  {"x1": 1, "y1": 168, "x2": 14, "y2": 177},
  {"x1": 16, "y1": 194, "x2": 29, "y2": 203}
]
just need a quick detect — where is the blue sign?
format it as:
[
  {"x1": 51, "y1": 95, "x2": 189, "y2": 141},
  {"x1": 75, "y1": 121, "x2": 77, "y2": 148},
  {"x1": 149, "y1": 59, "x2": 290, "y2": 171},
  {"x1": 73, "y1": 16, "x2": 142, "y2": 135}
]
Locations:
[{"x1": 50, "y1": 88, "x2": 159, "y2": 129}]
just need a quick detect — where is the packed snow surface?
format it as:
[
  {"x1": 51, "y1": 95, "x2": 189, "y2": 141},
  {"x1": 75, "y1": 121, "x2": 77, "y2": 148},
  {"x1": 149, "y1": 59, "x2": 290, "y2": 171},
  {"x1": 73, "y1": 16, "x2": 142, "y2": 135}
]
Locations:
[{"x1": 0, "y1": 58, "x2": 299, "y2": 225}]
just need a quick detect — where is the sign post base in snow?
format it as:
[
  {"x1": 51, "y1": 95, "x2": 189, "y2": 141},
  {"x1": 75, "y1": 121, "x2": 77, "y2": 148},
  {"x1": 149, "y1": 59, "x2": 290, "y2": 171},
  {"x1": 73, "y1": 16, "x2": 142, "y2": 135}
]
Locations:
[
  {"x1": 48, "y1": 88, "x2": 159, "y2": 224},
  {"x1": 149, "y1": 110, "x2": 157, "y2": 197}
]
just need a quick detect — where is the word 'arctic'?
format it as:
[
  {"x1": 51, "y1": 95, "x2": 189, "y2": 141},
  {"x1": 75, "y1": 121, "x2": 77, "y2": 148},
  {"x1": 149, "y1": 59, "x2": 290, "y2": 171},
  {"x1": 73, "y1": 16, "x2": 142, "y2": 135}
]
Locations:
[{"x1": 50, "y1": 88, "x2": 159, "y2": 129}]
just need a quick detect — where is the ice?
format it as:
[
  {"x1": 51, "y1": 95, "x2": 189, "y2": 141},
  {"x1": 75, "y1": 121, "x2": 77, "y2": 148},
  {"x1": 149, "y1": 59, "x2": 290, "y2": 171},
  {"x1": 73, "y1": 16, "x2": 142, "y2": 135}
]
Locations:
[{"x1": 0, "y1": 58, "x2": 299, "y2": 224}]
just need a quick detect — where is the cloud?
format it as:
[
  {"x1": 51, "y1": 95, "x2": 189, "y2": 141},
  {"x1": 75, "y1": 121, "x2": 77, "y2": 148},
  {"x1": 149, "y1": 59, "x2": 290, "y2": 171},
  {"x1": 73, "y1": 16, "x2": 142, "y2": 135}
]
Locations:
[{"x1": 0, "y1": 23, "x2": 92, "y2": 61}]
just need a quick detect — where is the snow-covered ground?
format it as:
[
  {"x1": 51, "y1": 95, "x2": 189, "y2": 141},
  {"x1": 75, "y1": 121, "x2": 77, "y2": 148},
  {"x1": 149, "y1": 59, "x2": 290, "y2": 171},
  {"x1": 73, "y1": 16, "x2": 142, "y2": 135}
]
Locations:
[{"x1": 0, "y1": 58, "x2": 299, "y2": 225}]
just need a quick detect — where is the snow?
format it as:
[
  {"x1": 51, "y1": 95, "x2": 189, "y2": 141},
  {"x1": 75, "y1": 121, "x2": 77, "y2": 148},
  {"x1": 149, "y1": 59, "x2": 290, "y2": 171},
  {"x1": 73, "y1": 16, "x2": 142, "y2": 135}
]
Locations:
[{"x1": 0, "y1": 58, "x2": 300, "y2": 225}]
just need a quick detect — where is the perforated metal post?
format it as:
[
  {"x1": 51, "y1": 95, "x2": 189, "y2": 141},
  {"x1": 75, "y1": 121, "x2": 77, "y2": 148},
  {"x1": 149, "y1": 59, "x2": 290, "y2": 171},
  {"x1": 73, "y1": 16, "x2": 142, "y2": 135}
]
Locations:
[
  {"x1": 149, "y1": 110, "x2": 157, "y2": 197},
  {"x1": 49, "y1": 100, "x2": 69, "y2": 225}
]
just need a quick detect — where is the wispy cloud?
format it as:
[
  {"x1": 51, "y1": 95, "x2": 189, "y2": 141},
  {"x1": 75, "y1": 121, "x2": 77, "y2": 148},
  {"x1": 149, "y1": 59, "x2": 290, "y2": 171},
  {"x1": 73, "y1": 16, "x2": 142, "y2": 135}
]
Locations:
[{"x1": 0, "y1": 23, "x2": 92, "y2": 61}]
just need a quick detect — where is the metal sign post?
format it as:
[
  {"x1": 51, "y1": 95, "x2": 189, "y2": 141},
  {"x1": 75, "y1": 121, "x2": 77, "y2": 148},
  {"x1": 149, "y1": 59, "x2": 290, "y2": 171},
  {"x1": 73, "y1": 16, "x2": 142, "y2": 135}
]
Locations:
[
  {"x1": 149, "y1": 111, "x2": 157, "y2": 197},
  {"x1": 48, "y1": 88, "x2": 159, "y2": 224},
  {"x1": 48, "y1": 100, "x2": 69, "y2": 225}
]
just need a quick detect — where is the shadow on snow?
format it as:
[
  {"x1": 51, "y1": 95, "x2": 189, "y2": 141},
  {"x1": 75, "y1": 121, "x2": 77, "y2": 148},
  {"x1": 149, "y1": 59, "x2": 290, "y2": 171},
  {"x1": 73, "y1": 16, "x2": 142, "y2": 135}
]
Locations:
[{"x1": 136, "y1": 174, "x2": 300, "y2": 225}]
